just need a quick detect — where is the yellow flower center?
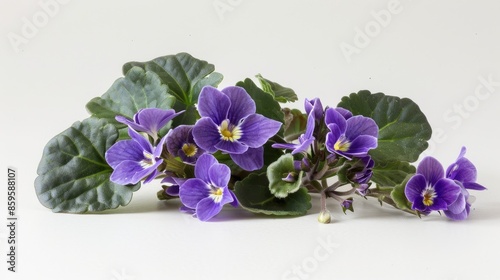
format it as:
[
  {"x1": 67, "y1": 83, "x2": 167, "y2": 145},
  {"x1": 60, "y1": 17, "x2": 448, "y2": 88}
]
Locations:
[
  {"x1": 209, "y1": 187, "x2": 224, "y2": 203},
  {"x1": 422, "y1": 187, "x2": 436, "y2": 206},
  {"x1": 140, "y1": 152, "x2": 155, "y2": 168},
  {"x1": 219, "y1": 120, "x2": 242, "y2": 142},
  {"x1": 181, "y1": 143, "x2": 198, "y2": 157},
  {"x1": 334, "y1": 138, "x2": 351, "y2": 152}
]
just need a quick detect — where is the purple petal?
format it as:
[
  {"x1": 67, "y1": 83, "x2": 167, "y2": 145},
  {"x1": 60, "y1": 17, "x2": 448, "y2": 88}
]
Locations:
[
  {"x1": 444, "y1": 204, "x2": 470, "y2": 220},
  {"x1": 143, "y1": 168, "x2": 160, "y2": 184},
  {"x1": 434, "y1": 178, "x2": 461, "y2": 205},
  {"x1": 303, "y1": 113, "x2": 315, "y2": 140},
  {"x1": 325, "y1": 108, "x2": 347, "y2": 133},
  {"x1": 446, "y1": 157, "x2": 477, "y2": 183},
  {"x1": 463, "y1": 182, "x2": 486, "y2": 190},
  {"x1": 221, "y1": 187, "x2": 235, "y2": 206},
  {"x1": 208, "y1": 163, "x2": 231, "y2": 188},
  {"x1": 304, "y1": 98, "x2": 324, "y2": 121},
  {"x1": 344, "y1": 135, "x2": 378, "y2": 157},
  {"x1": 195, "y1": 197, "x2": 223, "y2": 221},
  {"x1": 291, "y1": 137, "x2": 315, "y2": 155},
  {"x1": 327, "y1": 123, "x2": 344, "y2": 139},
  {"x1": 116, "y1": 115, "x2": 146, "y2": 132},
  {"x1": 345, "y1": 115, "x2": 379, "y2": 140},
  {"x1": 428, "y1": 197, "x2": 448, "y2": 211},
  {"x1": 417, "y1": 157, "x2": 444, "y2": 186},
  {"x1": 446, "y1": 193, "x2": 467, "y2": 214},
  {"x1": 153, "y1": 134, "x2": 168, "y2": 158},
  {"x1": 405, "y1": 174, "x2": 426, "y2": 202},
  {"x1": 134, "y1": 160, "x2": 163, "y2": 184},
  {"x1": 161, "y1": 175, "x2": 187, "y2": 187},
  {"x1": 215, "y1": 140, "x2": 248, "y2": 154},
  {"x1": 238, "y1": 114, "x2": 282, "y2": 148},
  {"x1": 335, "y1": 107, "x2": 353, "y2": 120},
  {"x1": 272, "y1": 143, "x2": 298, "y2": 150},
  {"x1": 179, "y1": 178, "x2": 210, "y2": 209},
  {"x1": 105, "y1": 140, "x2": 145, "y2": 168},
  {"x1": 229, "y1": 190, "x2": 239, "y2": 207},
  {"x1": 180, "y1": 205, "x2": 196, "y2": 214},
  {"x1": 166, "y1": 185, "x2": 180, "y2": 196},
  {"x1": 194, "y1": 154, "x2": 218, "y2": 183},
  {"x1": 356, "y1": 184, "x2": 370, "y2": 196},
  {"x1": 230, "y1": 146, "x2": 264, "y2": 171},
  {"x1": 128, "y1": 128, "x2": 153, "y2": 153},
  {"x1": 325, "y1": 130, "x2": 341, "y2": 155},
  {"x1": 197, "y1": 86, "x2": 231, "y2": 124},
  {"x1": 192, "y1": 117, "x2": 221, "y2": 153},
  {"x1": 411, "y1": 198, "x2": 427, "y2": 211},
  {"x1": 222, "y1": 86, "x2": 256, "y2": 123},
  {"x1": 110, "y1": 160, "x2": 160, "y2": 185},
  {"x1": 135, "y1": 108, "x2": 183, "y2": 136}
]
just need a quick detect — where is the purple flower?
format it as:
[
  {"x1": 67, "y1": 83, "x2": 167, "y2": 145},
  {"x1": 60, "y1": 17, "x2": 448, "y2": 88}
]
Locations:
[
  {"x1": 166, "y1": 125, "x2": 205, "y2": 164},
  {"x1": 272, "y1": 113, "x2": 315, "y2": 154},
  {"x1": 346, "y1": 156, "x2": 374, "y2": 196},
  {"x1": 444, "y1": 147, "x2": 486, "y2": 220},
  {"x1": 161, "y1": 174, "x2": 188, "y2": 197},
  {"x1": 341, "y1": 198, "x2": 354, "y2": 213},
  {"x1": 179, "y1": 154, "x2": 237, "y2": 221},
  {"x1": 349, "y1": 156, "x2": 374, "y2": 184},
  {"x1": 324, "y1": 108, "x2": 378, "y2": 159},
  {"x1": 356, "y1": 183, "x2": 370, "y2": 196},
  {"x1": 304, "y1": 98, "x2": 324, "y2": 121},
  {"x1": 405, "y1": 157, "x2": 461, "y2": 212},
  {"x1": 105, "y1": 128, "x2": 166, "y2": 185},
  {"x1": 443, "y1": 184, "x2": 471, "y2": 220},
  {"x1": 192, "y1": 86, "x2": 282, "y2": 171},
  {"x1": 445, "y1": 147, "x2": 486, "y2": 191},
  {"x1": 116, "y1": 108, "x2": 183, "y2": 141}
]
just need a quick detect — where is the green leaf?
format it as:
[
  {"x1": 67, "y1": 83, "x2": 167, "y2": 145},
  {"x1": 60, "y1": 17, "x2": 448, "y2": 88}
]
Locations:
[
  {"x1": 236, "y1": 78, "x2": 285, "y2": 136},
  {"x1": 267, "y1": 154, "x2": 303, "y2": 198},
  {"x1": 35, "y1": 118, "x2": 140, "y2": 213},
  {"x1": 390, "y1": 174, "x2": 414, "y2": 210},
  {"x1": 283, "y1": 108, "x2": 307, "y2": 142},
  {"x1": 123, "y1": 52, "x2": 223, "y2": 106},
  {"x1": 338, "y1": 90, "x2": 432, "y2": 163},
  {"x1": 172, "y1": 103, "x2": 199, "y2": 127},
  {"x1": 191, "y1": 72, "x2": 224, "y2": 103},
  {"x1": 371, "y1": 160, "x2": 416, "y2": 187},
  {"x1": 256, "y1": 74, "x2": 298, "y2": 103},
  {"x1": 234, "y1": 173, "x2": 311, "y2": 216},
  {"x1": 86, "y1": 67, "x2": 175, "y2": 126}
]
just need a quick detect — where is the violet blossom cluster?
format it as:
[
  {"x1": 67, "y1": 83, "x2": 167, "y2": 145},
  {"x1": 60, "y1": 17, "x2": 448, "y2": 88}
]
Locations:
[
  {"x1": 105, "y1": 86, "x2": 280, "y2": 221},
  {"x1": 104, "y1": 85, "x2": 485, "y2": 223},
  {"x1": 405, "y1": 147, "x2": 486, "y2": 220},
  {"x1": 272, "y1": 98, "x2": 380, "y2": 222}
]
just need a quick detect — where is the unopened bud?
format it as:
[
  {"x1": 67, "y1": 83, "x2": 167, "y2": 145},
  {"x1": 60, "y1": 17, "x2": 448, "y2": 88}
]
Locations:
[{"x1": 317, "y1": 210, "x2": 332, "y2": 224}]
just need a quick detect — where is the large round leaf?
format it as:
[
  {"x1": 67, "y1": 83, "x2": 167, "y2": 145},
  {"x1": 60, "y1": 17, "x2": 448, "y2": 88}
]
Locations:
[
  {"x1": 35, "y1": 118, "x2": 140, "y2": 213},
  {"x1": 338, "y1": 90, "x2": 432, "y2": 163},
  {"x1": 234, "y1": 173, "x2": 311, "y2": 216},
  {"x1": 86, "y1": 66, "x2": 175, "y2": 127},
  {"x1": 123, "y1": 52, "x2": 223, "y2": 106}
]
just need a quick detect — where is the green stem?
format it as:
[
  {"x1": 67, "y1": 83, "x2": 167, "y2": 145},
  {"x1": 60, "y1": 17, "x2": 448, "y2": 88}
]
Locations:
[
  {"x1": 364, "y1": 193, "x2": 418, "y2": 216},
  {"x1": 320, "y1": 190, "x2": 327, "y2": 213}
]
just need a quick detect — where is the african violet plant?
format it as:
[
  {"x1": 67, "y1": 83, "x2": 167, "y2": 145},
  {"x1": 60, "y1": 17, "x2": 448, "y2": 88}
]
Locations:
[{"x1": 35, "y1": 53, "x2": 485, "y2": 222}]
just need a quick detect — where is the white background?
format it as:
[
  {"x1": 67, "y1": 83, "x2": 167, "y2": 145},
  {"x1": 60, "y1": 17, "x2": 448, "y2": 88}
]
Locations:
[{"x1": 1, "y1": 0, "x2": 500, "y2": 279}]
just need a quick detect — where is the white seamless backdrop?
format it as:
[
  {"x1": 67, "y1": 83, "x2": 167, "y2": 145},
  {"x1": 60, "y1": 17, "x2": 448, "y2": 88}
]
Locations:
[{"x1": 1, "y1": 1, "x2": 500, "y2": 279}]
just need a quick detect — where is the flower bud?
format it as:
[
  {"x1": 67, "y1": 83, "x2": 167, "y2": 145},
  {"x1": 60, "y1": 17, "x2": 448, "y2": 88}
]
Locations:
[
  {"x1": 317, "y1": 210, "x2": 332, "y2": 224},
  {"x1": 281, "y1": 172, "x2": 297, "y2": 183}
]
